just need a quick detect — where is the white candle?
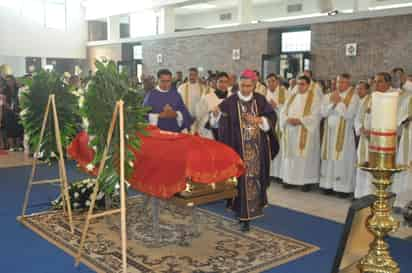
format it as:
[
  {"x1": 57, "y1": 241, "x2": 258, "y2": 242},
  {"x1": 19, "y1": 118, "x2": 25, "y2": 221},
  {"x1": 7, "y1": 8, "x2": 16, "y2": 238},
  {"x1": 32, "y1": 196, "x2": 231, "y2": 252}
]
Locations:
[{"x1": 371, "y1": 92, "x2": 399, "y2": 131}]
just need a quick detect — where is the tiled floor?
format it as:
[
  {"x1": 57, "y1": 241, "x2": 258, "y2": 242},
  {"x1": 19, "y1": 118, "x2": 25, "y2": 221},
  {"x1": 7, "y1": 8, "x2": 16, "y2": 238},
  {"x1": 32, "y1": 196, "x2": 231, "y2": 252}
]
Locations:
[
  {"x1": 267, "y1": 182, "x2": 412, "y2": 239},
  {"x1": 0, "y1": 151, "x2": 33, "y2": 168}
]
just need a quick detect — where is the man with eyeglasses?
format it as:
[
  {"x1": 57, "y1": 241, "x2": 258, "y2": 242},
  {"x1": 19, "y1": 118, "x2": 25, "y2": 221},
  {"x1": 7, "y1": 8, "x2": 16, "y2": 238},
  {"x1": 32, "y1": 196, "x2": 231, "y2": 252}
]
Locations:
[
  {"x1": 210, "y1": 69, "x2": 278, "y2": 232},
  {"x1": 143, "y1": 69, "x2": 193, "y2": 132}
]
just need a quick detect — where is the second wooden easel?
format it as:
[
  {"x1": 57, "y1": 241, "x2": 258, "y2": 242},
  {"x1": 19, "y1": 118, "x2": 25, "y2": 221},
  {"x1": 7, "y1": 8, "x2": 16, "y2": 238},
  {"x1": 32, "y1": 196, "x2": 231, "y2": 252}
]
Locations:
[{"x1": 75, "y1": 100, "x2": 128, "y2": 273}]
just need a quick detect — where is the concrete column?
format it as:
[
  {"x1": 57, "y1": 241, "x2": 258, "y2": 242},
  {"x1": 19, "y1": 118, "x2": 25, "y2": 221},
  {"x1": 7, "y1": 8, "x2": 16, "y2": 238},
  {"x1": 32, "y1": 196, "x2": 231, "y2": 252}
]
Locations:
[
  {"x1": 159, "y1": 6, "x2": 175, "y2": 34},
  {"x1": 238, "y1": 0, "x2": 253, "y2": 25},
  {"x1": 107, "y1": 15, "x2": 120, "y2": 41},
  {"x1": 41, "y1": 58, "x2": 47, "y2": 69}
]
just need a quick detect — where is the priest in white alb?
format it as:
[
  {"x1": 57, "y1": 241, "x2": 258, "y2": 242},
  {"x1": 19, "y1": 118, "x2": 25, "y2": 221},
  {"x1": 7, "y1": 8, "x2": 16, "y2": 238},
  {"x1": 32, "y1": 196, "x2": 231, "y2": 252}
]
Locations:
[
  {"x1": 280, "y1": 75, "x2": 322, "y2": 191},
  {"x1": 320, "y1": 73, "x2": 359, "y2": 198},
  {"x1": 354, "y1": 81, "x2": 373, "y2": 199},
  {"x1": 178, "y1": 67, "x2": 208, "y2": 133},
  {"x1": 265, "y1": 73, "x2": 288, "y2": 180}
]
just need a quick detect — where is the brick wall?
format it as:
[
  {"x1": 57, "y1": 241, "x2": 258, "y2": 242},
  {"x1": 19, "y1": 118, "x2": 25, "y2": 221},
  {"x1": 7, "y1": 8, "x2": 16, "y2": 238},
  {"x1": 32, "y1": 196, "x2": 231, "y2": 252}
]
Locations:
[
  {"x1": 311, "y1": 14, "x2": 412, "y2": 81},
  {"x1": 141, "y1": 29, "x2": 269, "y2": 76}
]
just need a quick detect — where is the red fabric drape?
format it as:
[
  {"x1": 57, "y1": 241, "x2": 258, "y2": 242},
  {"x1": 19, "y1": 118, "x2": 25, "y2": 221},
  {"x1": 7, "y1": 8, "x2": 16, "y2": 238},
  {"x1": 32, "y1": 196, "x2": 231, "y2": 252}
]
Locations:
[{"x1": 67, "y1": 126, "x2": 245, "y2": 199}]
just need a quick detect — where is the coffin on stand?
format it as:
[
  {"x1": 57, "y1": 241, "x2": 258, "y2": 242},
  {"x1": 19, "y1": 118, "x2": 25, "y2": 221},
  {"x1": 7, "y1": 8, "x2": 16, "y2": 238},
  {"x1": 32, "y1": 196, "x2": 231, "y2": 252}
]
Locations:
[{"x1": 68, "y1": 126, "x2": 244, "y2": 243}]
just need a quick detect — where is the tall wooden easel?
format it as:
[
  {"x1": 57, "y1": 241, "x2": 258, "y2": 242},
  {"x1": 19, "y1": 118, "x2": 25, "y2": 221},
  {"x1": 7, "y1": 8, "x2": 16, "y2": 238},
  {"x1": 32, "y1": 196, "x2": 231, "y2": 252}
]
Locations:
[
  {"x1": 19, "y1": 94, "x2": 74, "y2": 233},
  {"x1": 75, "y1": 100, "x2": 128, "y2": 273}
]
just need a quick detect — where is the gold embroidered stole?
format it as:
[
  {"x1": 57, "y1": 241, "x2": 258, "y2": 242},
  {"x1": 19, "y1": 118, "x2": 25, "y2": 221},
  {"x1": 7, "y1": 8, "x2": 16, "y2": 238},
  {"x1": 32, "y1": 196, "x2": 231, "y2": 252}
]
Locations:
[
  {"x1": 359, "y1": 94, "x2": 372, "y2": 163},
  {"x1": 278, "y1": 86, "x2": 286, "y2": 105},
  {"x1": 183, "y1": 83, "x2": 190, "y2": 109},
  {"x1": 335, "y1": 88, "x2": 355, "y2": 160},
  {"x1": 321, "y1": 88, "x2": 355, "y2": 160},
  {"x1": 271, "y1": 86, "x2": 287, "y2": 140},
  {"x1": 237, "y1": 99, "x2": 260, "y2": 157},
  {"x1": 183, "y1": 82, "x2": 206, "y2": 108},
  {"x1": 284, "y1": 86, "x2": 315, "y2": 157}
]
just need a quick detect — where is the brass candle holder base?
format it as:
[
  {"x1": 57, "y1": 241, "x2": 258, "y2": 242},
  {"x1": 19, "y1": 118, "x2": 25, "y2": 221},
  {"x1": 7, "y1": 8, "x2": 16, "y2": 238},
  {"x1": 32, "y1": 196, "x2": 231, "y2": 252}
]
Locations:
[{"x1": 357, "y1": 163, "x2": 407, "y2": 273}]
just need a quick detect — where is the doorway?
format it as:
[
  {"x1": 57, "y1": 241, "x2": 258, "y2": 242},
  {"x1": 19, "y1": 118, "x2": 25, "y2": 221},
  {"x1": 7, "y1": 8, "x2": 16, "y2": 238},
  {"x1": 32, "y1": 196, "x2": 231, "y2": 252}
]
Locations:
[{"x1": 261, "y1": 53, "x2": 311, "y2": 81}]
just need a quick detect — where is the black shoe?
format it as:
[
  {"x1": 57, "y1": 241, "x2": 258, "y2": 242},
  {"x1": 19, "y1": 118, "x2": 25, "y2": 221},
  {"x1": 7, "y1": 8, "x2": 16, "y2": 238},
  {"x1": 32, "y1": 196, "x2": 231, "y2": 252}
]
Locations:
[
  {"x1": 322, "y1": 189, "x2": 334, "y2": 195},
  {"x1": 301, "y1": 185, "x2": 312, "y2": 192},
  {"x1": 337, "y1": 192, "x2": 350, "y2": 199},
  {"x1": 240, "y1": 221, "x2": 250, "y2": 232},
  {"x1": 393, "y1": 207, "x2": 403, "y2": 214}
]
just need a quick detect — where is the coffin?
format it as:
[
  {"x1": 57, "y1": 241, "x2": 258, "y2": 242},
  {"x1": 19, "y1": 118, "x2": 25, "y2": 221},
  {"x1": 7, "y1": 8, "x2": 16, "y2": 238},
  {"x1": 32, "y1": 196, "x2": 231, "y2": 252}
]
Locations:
[{"x1": 172, "y1": 178, "x2": 238, "y2": 207}]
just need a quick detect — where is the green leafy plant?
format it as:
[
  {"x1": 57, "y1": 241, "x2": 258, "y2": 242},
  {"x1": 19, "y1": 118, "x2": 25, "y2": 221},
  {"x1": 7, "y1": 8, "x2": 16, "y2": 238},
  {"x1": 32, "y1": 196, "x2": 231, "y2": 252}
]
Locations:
[
  {"x1": 19, "y1": 70, "x2": 80, "y2": 164},
  {"x1": 82, "y1": 60, "x2": 148, "y2": 195}
]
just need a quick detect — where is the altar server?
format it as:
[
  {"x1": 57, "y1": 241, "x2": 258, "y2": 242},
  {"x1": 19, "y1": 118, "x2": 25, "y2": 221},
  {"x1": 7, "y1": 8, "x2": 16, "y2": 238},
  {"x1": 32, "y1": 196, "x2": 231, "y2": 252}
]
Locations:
[{"x1": 144, "y1": 69, "x2": 193, "y2": 132}]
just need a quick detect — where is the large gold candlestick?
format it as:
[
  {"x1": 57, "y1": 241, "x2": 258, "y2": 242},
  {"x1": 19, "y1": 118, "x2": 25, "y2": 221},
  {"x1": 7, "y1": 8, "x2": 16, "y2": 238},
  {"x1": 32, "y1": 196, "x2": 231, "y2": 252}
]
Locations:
[
  {"x1": 357, "y1": 164, "x2": 405, "y2": 273},
  {"x1": 357, "y1": 92, "x2": 405, "y2": 273}
]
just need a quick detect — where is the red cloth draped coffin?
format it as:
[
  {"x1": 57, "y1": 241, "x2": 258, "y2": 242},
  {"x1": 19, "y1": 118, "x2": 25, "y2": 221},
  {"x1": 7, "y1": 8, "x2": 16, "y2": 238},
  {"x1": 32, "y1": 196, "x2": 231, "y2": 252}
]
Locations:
[{"x1": 67, "y1": 126, "x2": 245, "y2": 199}]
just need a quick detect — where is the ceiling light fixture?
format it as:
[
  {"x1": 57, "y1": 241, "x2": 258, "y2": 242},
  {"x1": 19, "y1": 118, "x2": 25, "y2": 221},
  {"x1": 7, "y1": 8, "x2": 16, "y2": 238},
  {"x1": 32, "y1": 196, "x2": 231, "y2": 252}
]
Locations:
[
  {"x1": 328, "y1": 9, "x2": 339, "y2": 16},
  {"x1": 180, "y1": 3, "x2": 216, "y2": 10}
]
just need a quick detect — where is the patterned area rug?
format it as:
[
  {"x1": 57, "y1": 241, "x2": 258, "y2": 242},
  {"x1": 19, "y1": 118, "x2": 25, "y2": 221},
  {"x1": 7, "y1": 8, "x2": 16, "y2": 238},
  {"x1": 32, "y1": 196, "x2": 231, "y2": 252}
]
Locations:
[{"x1": 20, "y1": 196, "x2": 319, "y2": 273}]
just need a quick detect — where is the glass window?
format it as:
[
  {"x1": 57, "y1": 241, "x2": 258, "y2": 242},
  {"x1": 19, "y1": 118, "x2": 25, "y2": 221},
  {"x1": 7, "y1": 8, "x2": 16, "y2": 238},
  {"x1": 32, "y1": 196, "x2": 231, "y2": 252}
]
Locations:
[
  {"x1": 281, "y1": 30, "x2": 311, "y2": 53},
  {"x1": 133, "y1": 45, "x2": 143, "y2": 60},
  {"x1": 45, "y1": 0, "x2": 66, "y2": 30},
  {"x1": 130, "y1": 10, "x2": 157, "y2": 37},
  {"x1": 0, "y1": 0, "x2": 22, "y2": 11}
]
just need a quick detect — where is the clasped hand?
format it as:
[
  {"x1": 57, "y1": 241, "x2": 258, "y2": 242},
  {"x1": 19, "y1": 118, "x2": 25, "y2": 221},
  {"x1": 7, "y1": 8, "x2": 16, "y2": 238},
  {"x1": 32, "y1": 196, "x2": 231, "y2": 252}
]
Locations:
[
  {"x1": 270, "y1": 99, "x2": 277, "y2": 109},
  {"x1": 159, "y1": 104, "x2": 177, "y2": 119},
  {"x1": 287, "y1": 118, "x2": 302, "y2": 126},
  {"x1": 330, "y1": 91, "x2": 342, "y2": 105},
  {"x1": 245, "y1": 114, "x2": 263, "y2": 126},
  {"x1": 360, "y1": 127, "x2": 370, "y2": 137}
]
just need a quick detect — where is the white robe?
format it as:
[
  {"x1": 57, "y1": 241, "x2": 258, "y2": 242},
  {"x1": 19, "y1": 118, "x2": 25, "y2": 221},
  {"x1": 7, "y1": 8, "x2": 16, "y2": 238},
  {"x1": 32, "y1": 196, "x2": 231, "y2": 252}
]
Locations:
[
  {"x1": 178, "y1": 82, "x2": 208, "y2": 132},
  {"x1": 196, "y1": 90, "x2": 230, "y2": 139},
  {"x1": 320, "y1": 88, "x2": 360, "y2": 193},
  {"x1": 354, "y1": 95, "x2": 374, "y2": 198},
  {"x1": 280, "y1": 89, "x2": 322, "y2": 186},
  {"x1": 266, "y1": 86, "x2": 288, "y2": 178},
  {"x1": 392, "y1": 90, "x2": 412, "y2": 208}
]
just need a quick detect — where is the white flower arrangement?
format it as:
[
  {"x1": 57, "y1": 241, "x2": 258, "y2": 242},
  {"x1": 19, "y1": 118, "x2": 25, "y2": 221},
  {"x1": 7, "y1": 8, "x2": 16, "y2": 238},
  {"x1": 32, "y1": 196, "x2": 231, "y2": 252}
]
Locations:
[{"x1": 86, "y1": 163, "x2": 95, "y2": 171}]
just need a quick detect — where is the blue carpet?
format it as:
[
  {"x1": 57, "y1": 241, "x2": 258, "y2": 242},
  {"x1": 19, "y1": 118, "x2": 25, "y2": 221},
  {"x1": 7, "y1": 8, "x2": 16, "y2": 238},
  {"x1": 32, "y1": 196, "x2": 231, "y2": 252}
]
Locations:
[{"x1": 0, "y1": 163, "x2": 411, "y2": 273}]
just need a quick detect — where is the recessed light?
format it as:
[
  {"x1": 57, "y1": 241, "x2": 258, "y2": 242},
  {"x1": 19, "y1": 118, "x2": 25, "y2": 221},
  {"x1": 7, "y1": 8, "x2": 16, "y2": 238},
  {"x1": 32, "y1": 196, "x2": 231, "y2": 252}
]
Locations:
[
  {"x1": 262, "y1": 13, "x2": 327, "y2": 22},
  {"x1": 181, "y1": 3, "x2": 216, "y2": 10}
]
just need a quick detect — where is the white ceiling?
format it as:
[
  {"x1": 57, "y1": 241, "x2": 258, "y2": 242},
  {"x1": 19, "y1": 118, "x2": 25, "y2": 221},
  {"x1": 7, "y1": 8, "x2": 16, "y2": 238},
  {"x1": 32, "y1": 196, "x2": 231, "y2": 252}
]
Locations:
[{"x1": 82, "y1": 0, "x2": 412, "y2": 20}]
